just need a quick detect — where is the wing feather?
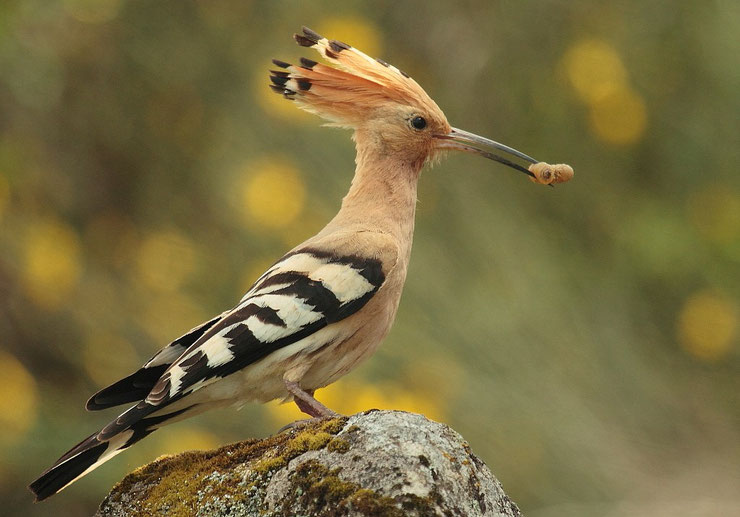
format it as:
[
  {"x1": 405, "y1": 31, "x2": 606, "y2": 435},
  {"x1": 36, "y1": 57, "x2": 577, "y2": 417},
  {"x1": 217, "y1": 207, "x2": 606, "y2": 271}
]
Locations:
[
  {"x1": 85, "y1": 315, "x2": 224, "y2": 410},
  {"x1": 145, "y1": 247, "x2": 386, "y2": 406}
]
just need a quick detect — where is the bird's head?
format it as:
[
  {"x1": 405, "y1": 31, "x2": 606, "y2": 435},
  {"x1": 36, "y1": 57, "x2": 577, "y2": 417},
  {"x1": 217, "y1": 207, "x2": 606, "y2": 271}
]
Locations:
[{"x1": 272, "y1": 27, "x2": 565, "y2": 182}]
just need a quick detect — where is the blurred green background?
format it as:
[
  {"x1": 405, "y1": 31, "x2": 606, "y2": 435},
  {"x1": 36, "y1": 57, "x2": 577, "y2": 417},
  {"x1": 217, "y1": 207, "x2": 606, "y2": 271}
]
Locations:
[{"x1": 1, "y1": 0, "x2": 739, "y2": 515}]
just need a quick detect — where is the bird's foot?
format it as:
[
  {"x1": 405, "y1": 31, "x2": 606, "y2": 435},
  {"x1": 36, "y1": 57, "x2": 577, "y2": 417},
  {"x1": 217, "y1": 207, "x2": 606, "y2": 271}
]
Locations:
[{"x1": 284, "y1": 379, "x2": 341, "y2": 418}]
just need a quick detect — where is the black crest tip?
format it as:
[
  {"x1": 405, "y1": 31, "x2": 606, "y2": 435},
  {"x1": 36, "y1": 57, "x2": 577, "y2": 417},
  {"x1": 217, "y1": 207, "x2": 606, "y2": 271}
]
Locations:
[
  {"x1": 269, "y1": 74, "x2": 289, "y2": 86},
  {"x1": 302, "y1": 26, "x2": 323, "y2": 42},
  {"x1": 329, "y1": 40, "x2": 350, "y2": 53},
  {"x1": 300, "y1": 57, "x2": 318, "y2": 69},
  {"x1": 294, "y1": 34, "x2": 317, "y2": 47},
  {"x1": 272, "y1": 59, "x2": 291, "y2": 69}
]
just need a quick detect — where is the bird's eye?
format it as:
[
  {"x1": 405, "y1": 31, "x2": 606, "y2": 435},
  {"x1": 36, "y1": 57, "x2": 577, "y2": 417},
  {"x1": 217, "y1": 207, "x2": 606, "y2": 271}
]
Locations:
[{"x1": 410, "y1": 116, "x2": 427, "y2": 130}]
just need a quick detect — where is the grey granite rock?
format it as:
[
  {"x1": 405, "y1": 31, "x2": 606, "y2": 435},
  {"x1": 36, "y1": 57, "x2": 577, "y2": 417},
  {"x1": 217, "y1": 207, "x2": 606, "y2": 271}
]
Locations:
[{"x1": 96, "y1": 410, "x2": 522, "y2": 517}]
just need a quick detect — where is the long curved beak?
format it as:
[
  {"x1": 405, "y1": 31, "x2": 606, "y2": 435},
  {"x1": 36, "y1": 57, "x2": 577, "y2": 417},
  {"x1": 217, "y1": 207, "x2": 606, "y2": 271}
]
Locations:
[{"x1": 435, "y1": 127, "x2": 538, "y2": 179}]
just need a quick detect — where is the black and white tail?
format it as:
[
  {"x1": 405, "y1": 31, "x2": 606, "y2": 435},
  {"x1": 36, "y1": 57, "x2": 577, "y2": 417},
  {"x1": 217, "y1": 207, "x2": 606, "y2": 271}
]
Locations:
[
  {"x1": 30, "y1": 317, "x2": 222, "y2": 500},
  {"x1": 30, "y1": 402, "x2": 147, "y2": 501},
  {"x1": 29, "y1": 428, "x2": 137, "y2": 501},
  {"x1": 29, "y1": 400, "x2": 195, "y2": 501}
]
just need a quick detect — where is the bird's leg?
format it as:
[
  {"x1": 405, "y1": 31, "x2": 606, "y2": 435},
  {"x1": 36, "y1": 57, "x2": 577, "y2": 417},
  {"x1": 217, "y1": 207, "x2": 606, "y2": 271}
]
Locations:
[
  {"x1": 284, "y1": 380, "x2": 339, "y2": 418},
  {"x1": 293, "y1": 388, "x2": 318, "y2": 416}
]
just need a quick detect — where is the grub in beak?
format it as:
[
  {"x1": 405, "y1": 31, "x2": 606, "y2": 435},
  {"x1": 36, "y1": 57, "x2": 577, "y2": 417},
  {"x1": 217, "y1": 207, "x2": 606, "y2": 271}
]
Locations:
[{"x1": 436, "y1": 127, "x2": 574, "y2": 185}]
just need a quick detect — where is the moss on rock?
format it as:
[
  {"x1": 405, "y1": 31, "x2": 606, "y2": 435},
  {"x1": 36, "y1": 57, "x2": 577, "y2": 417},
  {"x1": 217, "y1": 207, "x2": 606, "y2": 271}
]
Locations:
[
  {"x1": 274, "y1": 459, "x2": 443, "y2": 516},
  {"x1": 99, "y1": 417, "x2": 348, "y2": 517},
  {"x1": 326, "y1": 437, "x2": 350, "y2": 453},
  {"x1": 96, "y1": 411, "x2": 522, "y2": 517}
]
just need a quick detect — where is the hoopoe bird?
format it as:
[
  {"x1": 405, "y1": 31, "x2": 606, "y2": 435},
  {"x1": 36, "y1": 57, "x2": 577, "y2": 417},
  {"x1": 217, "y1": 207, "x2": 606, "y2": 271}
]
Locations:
[{"x1": 29, "y1": 27, "x2": 572, "y2": 501}]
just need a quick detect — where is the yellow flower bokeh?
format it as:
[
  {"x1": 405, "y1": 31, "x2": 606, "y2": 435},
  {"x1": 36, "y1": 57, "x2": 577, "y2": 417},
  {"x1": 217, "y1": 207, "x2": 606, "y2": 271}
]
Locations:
[
  {"x1": 238, "y1": 157, "x2": 305, "y2": 231},
  {"x1": 135, "y1": 229, "x2": 197, "y2": 292},
  {"x1": 677, "y1": 290, "x2": 737, "y2": 361},
  {"x1": 154, "y1": 426, "x2": 222, "y2": 456},
  {"x1": 266, "y1": 378, "x2": 445, "y2": 427},
  {"x1": 561, "y1": 38, "x2": 648, "y2": 145},
  {"x1": 22, "y1": 218, "x2": 83, "y2": 310},
  {"x1": 316, "y1": 16, "x2": 383, "y2": 58},
  {"x1": 562, "y1": 39, "x2": 628, "y2": 104},
  {"x1": 588, "y1": 86, "x2": 647, "y2": 145},
  {"x1": 0, "y1": 352, "x2": 39, "y2": 446}
]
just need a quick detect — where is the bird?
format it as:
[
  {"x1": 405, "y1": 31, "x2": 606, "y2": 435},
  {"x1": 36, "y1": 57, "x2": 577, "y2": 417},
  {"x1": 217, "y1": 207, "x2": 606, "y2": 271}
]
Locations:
[{"x1": 29, "y1": 26, "x2": 571, "y2": 501}]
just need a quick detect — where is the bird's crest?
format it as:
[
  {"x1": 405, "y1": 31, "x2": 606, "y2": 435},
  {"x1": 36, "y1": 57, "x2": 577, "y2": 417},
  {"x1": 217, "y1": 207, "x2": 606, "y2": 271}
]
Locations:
[{"x1": 270, "y1": 27, "x2": 444, "y2": 128}]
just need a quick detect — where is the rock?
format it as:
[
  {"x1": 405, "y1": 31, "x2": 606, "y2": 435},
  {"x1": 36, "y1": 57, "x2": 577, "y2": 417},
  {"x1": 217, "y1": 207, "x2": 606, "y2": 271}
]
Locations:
[{"x1": 96, "y1": 410, "x2": 522, "y2": 517}]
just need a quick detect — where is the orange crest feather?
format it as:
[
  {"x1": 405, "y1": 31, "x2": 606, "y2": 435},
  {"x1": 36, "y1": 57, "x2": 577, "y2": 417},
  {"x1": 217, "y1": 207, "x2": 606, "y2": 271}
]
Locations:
[{"x1": 270, "y1": 27, "x2": 443, "y2": 127}]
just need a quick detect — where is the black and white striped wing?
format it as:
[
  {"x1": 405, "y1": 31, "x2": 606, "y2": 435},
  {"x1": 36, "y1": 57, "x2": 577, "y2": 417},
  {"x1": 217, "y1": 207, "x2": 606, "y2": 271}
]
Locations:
[
  {"x1": 85, "y1": 314, "x2": 226, "y2": 410},
  {"x1": 144, "y1": 247, "x2": 386, "y2": 407}
]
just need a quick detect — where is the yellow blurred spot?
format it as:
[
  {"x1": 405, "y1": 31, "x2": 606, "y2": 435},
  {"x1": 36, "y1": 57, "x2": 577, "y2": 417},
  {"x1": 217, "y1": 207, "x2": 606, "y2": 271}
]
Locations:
[
  {"x1": 336, "y1": 380, "x2": 445, "y2": 421},
  {"x1": 266, "y1": 398, "x2": 306, "y2": 424},
  {"x1": 561, "y1": 39, "x2": 648, "y2": 145},
  {"x1": 678, "y1": 290, "x2": 737, "y2": 361},
  {"x1": 22, "y1": 218, "x2": 83, "y2": 309},
  {"x1": 266, "y1": 378, "x2": 445, "y2": 427},
  {"x1": 317, "y1": 16, "x2": 383, "y2": 58},
  {"x1": 135, "y1": 229, "x2": 197, "y2": 292},
  {"x1": 688, "y1": 184, "x2": 740, "y2": 245},
  {"x1": 239, "y1": 158, "x2": 305, "y2": 230},
  {"x1": 156, "y1": 426, "x2": 221, "y2": 455},
  {"x1": 83, "y1": 332, "x2": 140, "y2": 388},
  {"x1": 0, "y1": 352, "x2": 38, "y2": 446},
  {"x1": 562, "y1": 39, "x2": 628, "y2": 104},
  {"x1": 588, "y1": 86, "x2": 647, "y2": 145},
  {"x1": 63, "y1": 0, "x2": 121, "y2": 23},
  {"x1": 0, "y1": 174, "x2": 8, "y2": 222},
  {"x1": 140, "y1": 292, "x2": 206, "y2": 345},
  {"x1": 404, "y1": 355, "x2": 463, "y2": 401}
]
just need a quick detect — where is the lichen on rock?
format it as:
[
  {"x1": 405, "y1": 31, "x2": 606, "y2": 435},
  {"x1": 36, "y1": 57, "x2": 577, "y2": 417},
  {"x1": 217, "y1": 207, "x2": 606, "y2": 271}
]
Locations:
[{"x1": 96, "y1": 410, "x2": 522, "y2": 517}]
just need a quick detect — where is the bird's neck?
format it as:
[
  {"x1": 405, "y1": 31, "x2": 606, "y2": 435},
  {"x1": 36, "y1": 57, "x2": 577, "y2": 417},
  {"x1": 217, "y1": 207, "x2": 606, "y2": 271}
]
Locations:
[{"x1": 324, "y1": 147, "x2": 422, "y2": 255}]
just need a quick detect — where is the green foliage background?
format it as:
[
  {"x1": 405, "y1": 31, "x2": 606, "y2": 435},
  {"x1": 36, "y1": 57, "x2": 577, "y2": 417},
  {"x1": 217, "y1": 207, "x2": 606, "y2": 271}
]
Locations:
[{"x1": 1, "y1": 1, "x2": 738, "y2": 515}]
